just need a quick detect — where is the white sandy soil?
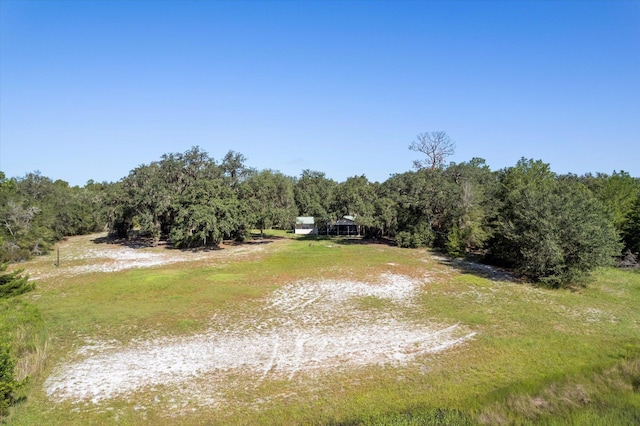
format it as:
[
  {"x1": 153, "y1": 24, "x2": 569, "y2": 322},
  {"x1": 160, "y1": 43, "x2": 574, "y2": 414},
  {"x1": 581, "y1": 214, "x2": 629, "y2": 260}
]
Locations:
[{"x1": 44, "y1": 273, "x2": 475, "y2": 407}]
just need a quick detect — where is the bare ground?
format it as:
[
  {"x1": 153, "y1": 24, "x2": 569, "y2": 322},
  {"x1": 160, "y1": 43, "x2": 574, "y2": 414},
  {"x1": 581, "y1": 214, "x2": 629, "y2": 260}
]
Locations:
[
  {"x1": 28, "y1": 235, "x2": 270, "y2": 281},
  {"x1": 44, "y1": 276, "x2": 474, "y2": 409},
  {"x1": 40, "y1": 238, "x2": 476, "y2": 412}
]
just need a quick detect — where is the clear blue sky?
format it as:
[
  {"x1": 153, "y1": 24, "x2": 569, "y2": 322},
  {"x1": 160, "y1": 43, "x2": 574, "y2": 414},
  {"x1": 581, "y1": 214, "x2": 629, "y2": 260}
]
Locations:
[{"x1": 1, "y1": 0, "x2": 639, "y2": 186}]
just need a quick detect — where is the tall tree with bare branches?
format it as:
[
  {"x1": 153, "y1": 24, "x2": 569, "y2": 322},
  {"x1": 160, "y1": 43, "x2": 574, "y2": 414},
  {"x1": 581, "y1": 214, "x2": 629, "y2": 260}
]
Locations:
[{"x1": 409, "y1": 131, "x2": 456, "y2": 170}]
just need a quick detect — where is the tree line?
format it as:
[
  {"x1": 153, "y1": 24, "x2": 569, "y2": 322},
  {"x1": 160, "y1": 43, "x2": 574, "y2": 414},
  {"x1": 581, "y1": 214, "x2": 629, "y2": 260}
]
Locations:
[{"x1": 1, "y1": 142, "x2": 639, "y2": 287}]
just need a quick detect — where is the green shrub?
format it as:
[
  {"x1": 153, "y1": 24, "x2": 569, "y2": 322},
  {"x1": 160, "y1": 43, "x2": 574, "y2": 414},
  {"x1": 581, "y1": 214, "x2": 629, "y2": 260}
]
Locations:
[
  {"x1": 0, "y1": 267, "x2": 36, "y2": 421},
  {"x1": 0, "y1": 264, "x2": 33, "y2": 299},
  {"x1": 0, "y1": 343, "x2": 20, "y2": 420},
  {"x1": 488, "y1": 159, "x2": 622, "y2": 287},
  {"x1": 396, "y1": 223, "x2": 435, "y2": 249},
  {"x1": 396, "y1": 231, "x2": 413, "y2": 248},
  {"x1": 445, "y1": 225, "x2": 464, "y2": 257}
]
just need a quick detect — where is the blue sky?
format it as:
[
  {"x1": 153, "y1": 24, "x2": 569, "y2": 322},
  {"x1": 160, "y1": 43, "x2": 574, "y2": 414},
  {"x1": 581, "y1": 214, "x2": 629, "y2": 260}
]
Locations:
[{"x1": 1, "y1": 0, "x2": 639, "y2": 186}]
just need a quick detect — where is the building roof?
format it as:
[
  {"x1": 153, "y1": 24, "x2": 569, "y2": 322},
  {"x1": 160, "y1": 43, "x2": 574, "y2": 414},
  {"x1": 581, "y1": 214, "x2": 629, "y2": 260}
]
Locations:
[
  {"x1": 334, "y1": 218, "x2": 356, "y2": 225},
  {"x1": 296, "y1": 216, "x2": 315, "y2": 225}
]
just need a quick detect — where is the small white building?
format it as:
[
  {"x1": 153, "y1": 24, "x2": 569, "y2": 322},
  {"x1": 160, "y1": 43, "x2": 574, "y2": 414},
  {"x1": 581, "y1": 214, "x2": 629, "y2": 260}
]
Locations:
[{"x1": 295, "y1": 216, "x2": 317, "y2": 235}]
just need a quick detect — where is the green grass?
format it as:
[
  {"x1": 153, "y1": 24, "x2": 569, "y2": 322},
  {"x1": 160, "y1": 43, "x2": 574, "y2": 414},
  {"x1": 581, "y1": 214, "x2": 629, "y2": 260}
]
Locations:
[
  {"x1": 5, "y1": 233, "x2": 640, "y2": 424},
  {"x1": 0, "y1": 298, "x2": 46, "y2": 423}
]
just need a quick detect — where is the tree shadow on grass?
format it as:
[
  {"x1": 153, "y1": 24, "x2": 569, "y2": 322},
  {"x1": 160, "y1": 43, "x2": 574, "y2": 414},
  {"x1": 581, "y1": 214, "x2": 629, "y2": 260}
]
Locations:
[
  {"x1": 434, "y1": 253, "x2": 519, "y2": 282},
  {"x1": 296, "y1": 234, "x2": 398, "y2": 247},
  {"x1": 91, "y1": 234, "x2": 158, "y2": 249},
  {"x1": 90, "y1": 230, "x2": 399, "y2": 253},
  {"x1": 91, "y1": 232, "x2": 283, "y2": 252},
  {"x1": 247, "y1": 232, "x2": 287, "y2": 242}
]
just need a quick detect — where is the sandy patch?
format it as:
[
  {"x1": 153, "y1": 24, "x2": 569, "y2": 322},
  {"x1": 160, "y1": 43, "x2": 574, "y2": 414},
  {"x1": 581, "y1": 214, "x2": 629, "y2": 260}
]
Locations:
[
  {"x1": 44, "y1": 273, "x2": 475, "y2": 407},
  {"x1": 30, "y1": 243, "x2": 265, "y2": 280}
]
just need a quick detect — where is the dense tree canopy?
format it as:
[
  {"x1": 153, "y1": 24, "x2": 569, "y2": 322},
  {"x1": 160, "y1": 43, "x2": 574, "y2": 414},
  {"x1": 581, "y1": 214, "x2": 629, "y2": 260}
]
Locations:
[
  {"x1": 487, "y1": 159, "x2": 622, "y2": 286},
  {"x1": 582, "y1": 171, "x2": 640, "y2": 231},
  {"x1": 105, "y1": 147, "x2": 251, "y2": 245},
  {"x1": 2, "y1": 145, "x2": 635, "y2": 287},
  {"x1": 294, "y1": 170, "x2": 336, "y2": 227},
  {"x1": 622, "y1": 196, "x2": 640, "y2": 257},
  {"x1": 0, "y1": 171, "x2": 104, "y2": 262},
  {"x1": 242, "y1": 170, "x2": 297, "y2": 237}
]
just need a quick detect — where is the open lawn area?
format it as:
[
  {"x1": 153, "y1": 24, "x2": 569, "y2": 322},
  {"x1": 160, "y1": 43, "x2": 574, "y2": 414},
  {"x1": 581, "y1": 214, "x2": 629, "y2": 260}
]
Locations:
[{"x1": 4, "y1": 232, "x2": 640, "y2": 425}]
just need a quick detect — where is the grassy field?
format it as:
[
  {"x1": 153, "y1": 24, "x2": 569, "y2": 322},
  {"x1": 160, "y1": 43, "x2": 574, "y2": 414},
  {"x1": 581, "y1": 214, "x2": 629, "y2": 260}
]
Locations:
[{"x1": 3, "y1": 231, "x2": 640, "y2": 425}]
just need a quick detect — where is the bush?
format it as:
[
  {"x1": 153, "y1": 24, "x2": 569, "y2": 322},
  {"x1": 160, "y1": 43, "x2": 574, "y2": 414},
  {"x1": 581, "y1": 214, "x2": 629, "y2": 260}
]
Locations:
[
  {"x1": 445, "y1": 225, "x2": 465, "y2": 257},
  {"x1": 0, "y1": 343, "x2": 20, "y2": 420},
  {"x1": 0, "y1": 264, "x2": 33, "y2": 299},
  {"x1": 488, "y1": 160, "x2": 622, "y2": 287},
  {"x1": 396, "y1": 232, "x2": 413, "y2": 248},
  {"x1": 0, "y1": 267, "x2": 36, "y2": 421},
  {"x1": 396, "y1": 224, "x2": 435, "y2": 249}
]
